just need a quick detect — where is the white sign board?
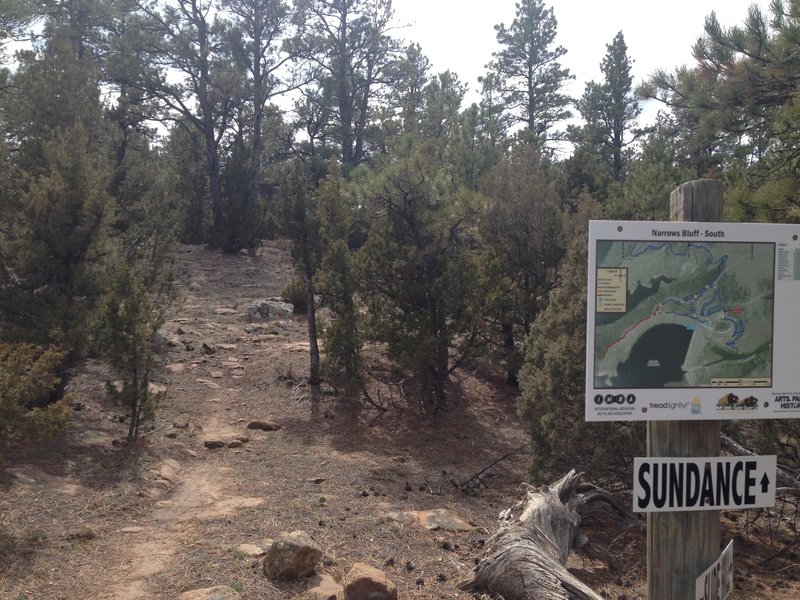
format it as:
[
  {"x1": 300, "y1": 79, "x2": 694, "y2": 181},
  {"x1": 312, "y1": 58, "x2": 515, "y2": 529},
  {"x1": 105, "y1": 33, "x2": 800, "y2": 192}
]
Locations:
[
  {"x1": 586, "y1": 220, "x2": 800, "y2": 421},
  {"x1": 633, "y1": 456, "x2": 776, "y2": 513},
  {"x1": 696, "y1": 540, "x2": 734, "y2": 600}
]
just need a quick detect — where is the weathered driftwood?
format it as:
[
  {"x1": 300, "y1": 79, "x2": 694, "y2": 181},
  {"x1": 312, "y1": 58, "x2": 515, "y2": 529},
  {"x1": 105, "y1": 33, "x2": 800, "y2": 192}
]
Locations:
[{"x1": 458, "y1": 470, "x2": 639, "y2": 600}]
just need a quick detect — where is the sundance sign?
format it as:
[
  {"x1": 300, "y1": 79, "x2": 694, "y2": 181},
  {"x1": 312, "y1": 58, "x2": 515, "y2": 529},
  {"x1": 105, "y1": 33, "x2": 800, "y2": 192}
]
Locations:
[{"x1": 633, "y1": 456, "x2": 776, "y2": 513}]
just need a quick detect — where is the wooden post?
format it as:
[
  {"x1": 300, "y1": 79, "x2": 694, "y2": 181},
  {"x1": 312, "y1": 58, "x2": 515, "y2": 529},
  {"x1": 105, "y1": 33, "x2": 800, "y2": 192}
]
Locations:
[{"x1": 647, "y1": 180, "x2": 723, "y2": 599}]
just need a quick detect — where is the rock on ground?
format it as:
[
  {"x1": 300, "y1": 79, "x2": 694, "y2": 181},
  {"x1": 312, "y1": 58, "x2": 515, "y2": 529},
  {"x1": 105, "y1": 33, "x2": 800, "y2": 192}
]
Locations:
[
  {"x1": 342, "y1": 563, "x2": 397, "y2": 600},
  {"x1": 179, "y1": 585, "x2": 240, "y2": 599},
  {"x1": 308, "y1": 573, "x2": 344, "y2": 599},
  {"x1": 263, "y1": 530, "x2": 322, "y2": 580},
  {"x1": 243, "y1": 299, "x2": 294, "y2": 322}
]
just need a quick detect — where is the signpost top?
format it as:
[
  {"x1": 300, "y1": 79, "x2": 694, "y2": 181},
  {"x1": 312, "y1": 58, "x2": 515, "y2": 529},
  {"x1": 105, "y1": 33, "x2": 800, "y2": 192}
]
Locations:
[{"x1": 586, "y1": 220, "x2": 800, "y2": 422}]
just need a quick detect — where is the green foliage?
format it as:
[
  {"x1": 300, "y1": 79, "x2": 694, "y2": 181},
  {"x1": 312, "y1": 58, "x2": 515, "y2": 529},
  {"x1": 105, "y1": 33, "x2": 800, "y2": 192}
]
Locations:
[
  {"x1": 99, "y1": 259, "x2": 171, "y2": 442},
  {"x1": 0, "y1": 124, "x2": 113, "y2": 361},
  {"x1": 97, "y1": 130, "x2": 176, "y2": 442},
  {"x1": 316, "y1": 160, "x2": 361, "y2": 386},
  {"x1": 518, "y1": 194, "x2": 644, "y2": 482},
  {"x1": 281, "y1": 275, "x2": 308, "y2": 313},
  {"x1": 605, "y1": 114, "x2": 695, "y2": 220},
  {"x1": 0, "y1": 343, "x2": 70, "y2": 444},
  {"x1": 219, "y1": 139, "x2": 266, "y2": 253},
  {"x1": 356, "y1": 139, "x2": 484, "y2": 411},
  {"x1": 480, "y1": 145, "x2": 564, "y2": 385},
  {"x1": 280, "y1": 159, "x2": 322, "y2": 384},
  {"x1": 165, "y1": 124, "x2": 211, "y2": 244}
]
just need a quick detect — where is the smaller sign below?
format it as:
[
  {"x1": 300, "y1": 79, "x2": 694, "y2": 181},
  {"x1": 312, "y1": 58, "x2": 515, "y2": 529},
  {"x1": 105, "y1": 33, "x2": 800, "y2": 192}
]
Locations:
[
  {"x1": 696, "y1": 540, "x2": 734, "y2": 600},
  {"x1": 633, "y1": 456, "x2": 776, "y2": 513}
]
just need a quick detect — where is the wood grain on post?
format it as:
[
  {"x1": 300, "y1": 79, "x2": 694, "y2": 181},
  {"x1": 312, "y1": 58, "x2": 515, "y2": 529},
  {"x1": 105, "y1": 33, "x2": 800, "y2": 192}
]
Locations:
[{"x1": 647, "y1": 180, "x2": 723, "y2": 600}]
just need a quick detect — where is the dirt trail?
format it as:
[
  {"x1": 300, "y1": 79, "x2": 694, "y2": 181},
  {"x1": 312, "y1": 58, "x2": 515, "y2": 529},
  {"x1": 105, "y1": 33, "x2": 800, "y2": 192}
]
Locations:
[{"x1": 97, "y1": 410, "x2": 264, "y2": 599}]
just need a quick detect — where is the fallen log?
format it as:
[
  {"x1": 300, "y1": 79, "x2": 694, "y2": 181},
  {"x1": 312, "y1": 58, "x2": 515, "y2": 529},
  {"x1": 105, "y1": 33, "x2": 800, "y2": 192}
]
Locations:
[{"x1": 458, "y1": 470, "x2": 640, "y2": 600}]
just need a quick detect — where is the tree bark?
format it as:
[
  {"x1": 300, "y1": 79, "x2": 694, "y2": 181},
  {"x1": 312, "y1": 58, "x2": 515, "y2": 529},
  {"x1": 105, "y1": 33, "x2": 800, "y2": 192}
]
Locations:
[{"x1": 459, "y1": 470, "x2": 638, "y2": 600}]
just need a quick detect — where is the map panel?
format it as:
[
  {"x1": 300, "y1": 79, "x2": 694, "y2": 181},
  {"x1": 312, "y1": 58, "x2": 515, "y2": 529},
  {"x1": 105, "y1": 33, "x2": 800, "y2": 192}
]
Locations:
[
  {"x1": 586, "y1": 221, "x2": 800, "y2": 422},
  {"x1": 593, "y1": 240, "x2": 775, "y2": 389}
]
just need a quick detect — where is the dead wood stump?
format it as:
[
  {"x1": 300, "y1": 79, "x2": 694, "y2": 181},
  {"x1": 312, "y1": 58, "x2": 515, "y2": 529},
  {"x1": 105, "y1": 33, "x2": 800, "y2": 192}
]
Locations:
[{"x1": 458, "y1": 470, "x2": 639, "y2": 600}]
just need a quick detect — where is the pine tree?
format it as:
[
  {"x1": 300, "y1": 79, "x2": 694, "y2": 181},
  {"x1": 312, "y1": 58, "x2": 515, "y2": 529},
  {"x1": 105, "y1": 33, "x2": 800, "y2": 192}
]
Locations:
[
  {"x1": 573, "y1": 32, "x2": 643, "y2": 183},
  {"x1": 486, "y1": 0, "x2": 572, "y2": 150},
  {"x1": 316, "y1": 159, "x2": 361, "y2": 389},
  {"x1": 281, "y1": 159, "x2": 322, "y2": 384},
  {"x1": 356, "y1": 139, "x2": 483, "y2": 412},
  {"x1": 480, "y1": 144, "x2": 564, "y2": 385},
  {"x1": 293, "y1": 0, "x2": 402, "y2": 167}
]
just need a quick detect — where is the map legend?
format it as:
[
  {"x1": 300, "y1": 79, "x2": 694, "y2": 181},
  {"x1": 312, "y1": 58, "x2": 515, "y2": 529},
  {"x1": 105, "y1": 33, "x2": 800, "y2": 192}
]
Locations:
[{"x1": 777, "y1": 245, "x2": 800, "y2": 281}]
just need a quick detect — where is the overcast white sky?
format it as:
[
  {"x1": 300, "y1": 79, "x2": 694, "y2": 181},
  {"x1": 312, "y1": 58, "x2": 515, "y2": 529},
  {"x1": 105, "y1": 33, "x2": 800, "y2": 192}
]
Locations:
[{"x1": 391, "y1": 0, "x2": 772, "y2": 117}]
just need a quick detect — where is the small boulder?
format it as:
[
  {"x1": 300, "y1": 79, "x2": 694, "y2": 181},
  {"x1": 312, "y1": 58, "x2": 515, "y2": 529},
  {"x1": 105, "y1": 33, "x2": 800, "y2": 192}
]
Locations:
[
  {"x1": 342, "y1": 563, "x2": 397, "y2": 600},
  {"x1": 173, "y1": 414, "x2": 190, "y2": 429},
  {"x1": 204, "y1": 440, "x2": 226, "y2": 450},
  {"x1": 179, "y1": 585, "x2": 240, "y2": 600},
  {"x1": 244, "y1": 299, "x2": 294, "y2": 323},
  {"x1": 247, "y1": 420, "x2": 282, "y2": 432},
  {"x1": 228, "y1": 440, "x2": 243, "y2": 449},
  {"x1": 156, "y1": 459, "x2": 181, "y2": 483},
  {"x1": 263, "y1": 530, "x2": 322, "y2": 580}
]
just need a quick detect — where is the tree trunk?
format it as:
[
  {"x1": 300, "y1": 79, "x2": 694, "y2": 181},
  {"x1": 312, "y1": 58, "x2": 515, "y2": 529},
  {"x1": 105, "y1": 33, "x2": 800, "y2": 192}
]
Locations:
[
  {"x1": 459, "y1": 470, "x2": 638, "y2": 600},
  {"x1": 305, "y1": 274, "x2": 321, "y2": 386}
]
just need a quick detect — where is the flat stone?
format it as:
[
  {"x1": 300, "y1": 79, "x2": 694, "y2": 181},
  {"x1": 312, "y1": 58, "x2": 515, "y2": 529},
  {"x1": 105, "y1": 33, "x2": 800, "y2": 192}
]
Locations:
[
  {"x1": 218, "y1": 343, "x2": 238, "y2": 350},
  {"x1": 210, "y1": 371, "x2": 224, "y2": 379},
  {"x1": 204, "y1": 440, "x2": 226, "y2": 450},
  {"x1": 228, "y1": 440, "x2": 243, "y2": 449},
  {"x1": 247, "y1": 420, "x2": 282, "y2": 431},
  {"x1": 156, "y1": 459, "x2": 181, "y2": 483},
  {"x1": 166, "y1": 363, "x2": 186, "y2": 374},
  {"x1": 308, "y1": 574, "x2": 343, "y2": 599},
  {"x1": 384, "y1": 509, "x2": 473, "y2": 532},
  {"x1": 173, "y1": 414, "x2": 190, "y2": 429},
  {"x1": 148, "y1": 383, "x2": 167, "y2": 395},
  {"x1": 237, "y1": 540, "x2": 273, "y2": 557},
  {"x1": 197, "y1": 379, "x2": 221, "y2": 389},
  {"x1": 179, "y1": 585, "x2": 240, "y2": 600},
  {"x1": 120, "y1": 526, "x2": 144, "y2": 533}
]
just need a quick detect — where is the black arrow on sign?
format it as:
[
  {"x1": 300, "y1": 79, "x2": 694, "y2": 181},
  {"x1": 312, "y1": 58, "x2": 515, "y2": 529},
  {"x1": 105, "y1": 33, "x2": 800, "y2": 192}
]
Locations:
[{"x1": 761, "y1": 473, "x2": 770, "y2": 493}]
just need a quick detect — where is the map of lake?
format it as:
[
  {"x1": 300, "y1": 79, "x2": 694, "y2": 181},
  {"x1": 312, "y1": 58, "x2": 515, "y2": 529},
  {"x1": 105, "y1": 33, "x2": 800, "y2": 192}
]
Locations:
[{"x1": 593, "y1": 241, "x2": 775, "y2": 389}]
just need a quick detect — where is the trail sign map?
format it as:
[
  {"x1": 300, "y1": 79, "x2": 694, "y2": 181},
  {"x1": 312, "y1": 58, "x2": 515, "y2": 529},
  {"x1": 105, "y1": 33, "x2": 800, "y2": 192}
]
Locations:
[{"x1": 586, "y1": 221, "x2": 800, "y2": 422}]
